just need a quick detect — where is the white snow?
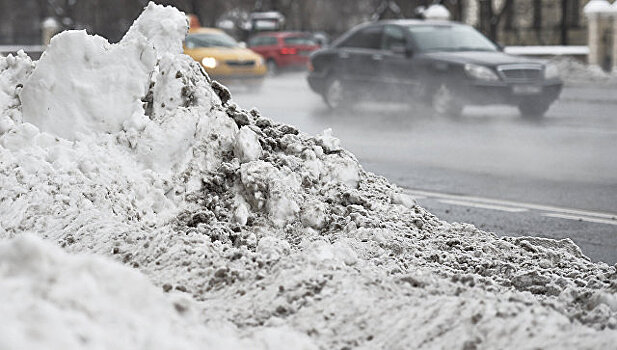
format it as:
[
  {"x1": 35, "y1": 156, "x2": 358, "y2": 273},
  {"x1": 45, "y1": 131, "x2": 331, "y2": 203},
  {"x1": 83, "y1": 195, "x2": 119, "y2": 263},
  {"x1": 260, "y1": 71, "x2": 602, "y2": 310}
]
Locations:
[
  {"x1": 583, "y1": 0, "x2": 612, "y2": 15},
  {"x1": 505, "y1": 45, "x2": 589, "y2": 56},
  {"x1": 122, "y1": 1, "x2": 188, "y2": 57},
  {"x1": 0, "y1": 50, "x2": 34, "y2": 124},
  {"x1": 2, "y1": 2, "x2": 617, "y2": 349},
  {"x1": 0, "y1": 235, "x2": 316, "y2": 350},
  {"x1": 20, "y1": 30, "x2": 156, "y2": 139},
  {"x1": 423, "y1": 4, "x2": 451, "y2": 20}
]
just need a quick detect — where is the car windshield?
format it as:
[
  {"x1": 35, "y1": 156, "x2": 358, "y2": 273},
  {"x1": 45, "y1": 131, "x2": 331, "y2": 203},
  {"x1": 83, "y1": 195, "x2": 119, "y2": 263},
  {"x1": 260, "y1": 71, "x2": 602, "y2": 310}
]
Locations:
[
  {"x1": 185, "y1": 33, "x2": 239, "y2": 48},
  {"x1": 407, "y1": 25, "x2": 497, "y2": 52}
]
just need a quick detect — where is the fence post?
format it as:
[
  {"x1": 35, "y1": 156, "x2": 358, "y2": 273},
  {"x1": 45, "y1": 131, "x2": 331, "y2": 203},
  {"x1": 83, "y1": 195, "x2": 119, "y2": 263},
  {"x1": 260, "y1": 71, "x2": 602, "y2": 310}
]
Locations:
[
  {"x1": 42, "y1": 17, "x2": 60, "y2": 46},
  {"x1": 611, "y1": 1, "x2": 617, "y2": 72},
  {"x1": 584, "y1": 0, "x2": 611, "y2": 68}
]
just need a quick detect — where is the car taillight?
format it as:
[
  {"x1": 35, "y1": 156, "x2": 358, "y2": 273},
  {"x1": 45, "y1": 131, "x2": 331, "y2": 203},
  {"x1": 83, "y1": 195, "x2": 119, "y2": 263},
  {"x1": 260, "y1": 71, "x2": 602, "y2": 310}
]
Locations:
[{"x1": 280, "y1": 48, "x2": 297, "y2": 55}]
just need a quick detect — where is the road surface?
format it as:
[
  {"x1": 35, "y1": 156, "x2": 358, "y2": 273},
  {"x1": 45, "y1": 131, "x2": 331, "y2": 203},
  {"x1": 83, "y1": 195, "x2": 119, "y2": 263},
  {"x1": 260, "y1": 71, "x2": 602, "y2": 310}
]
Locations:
[{"x1": 231, "y1": 72, "x2": 617, "y2": 264}]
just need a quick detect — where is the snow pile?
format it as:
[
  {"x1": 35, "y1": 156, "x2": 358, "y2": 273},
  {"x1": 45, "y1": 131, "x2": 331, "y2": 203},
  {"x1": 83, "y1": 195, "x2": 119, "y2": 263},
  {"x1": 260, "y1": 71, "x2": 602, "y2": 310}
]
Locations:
[
  {"x1": 0, "y1": 235, "x2": 245, "y2": 350},
  {"x1": 550, "y1": 56, "x2": 617, "y2": 85},
  {"x1": 2, "y1": 2, "x2": 617, "y2": 349},
  {"x1": 0, "y1": 235, "x2": 316, "y2": 350}
]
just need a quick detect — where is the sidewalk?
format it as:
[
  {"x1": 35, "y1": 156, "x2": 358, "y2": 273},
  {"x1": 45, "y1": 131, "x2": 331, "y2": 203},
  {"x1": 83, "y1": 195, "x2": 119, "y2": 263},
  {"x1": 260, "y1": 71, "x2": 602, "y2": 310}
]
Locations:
[{"x1": 560, "y1": 83, "x2": 617, "y2": 104}]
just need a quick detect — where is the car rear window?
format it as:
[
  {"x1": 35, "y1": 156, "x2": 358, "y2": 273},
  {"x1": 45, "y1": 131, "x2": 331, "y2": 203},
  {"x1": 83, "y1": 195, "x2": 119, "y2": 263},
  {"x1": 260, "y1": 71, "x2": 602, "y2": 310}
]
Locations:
[
  {"x1": 283, "y1": 36, "x2": 317, "y2": 46},
  {"x1": 249, "y1": 36, "x2": 278, "y2": 46}
]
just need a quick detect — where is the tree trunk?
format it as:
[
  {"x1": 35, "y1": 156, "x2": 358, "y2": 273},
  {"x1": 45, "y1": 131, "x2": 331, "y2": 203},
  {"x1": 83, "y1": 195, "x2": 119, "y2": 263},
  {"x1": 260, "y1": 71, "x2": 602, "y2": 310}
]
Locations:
[{"x1": 561, "y1": 0, "x2": 569, "y2": 45}]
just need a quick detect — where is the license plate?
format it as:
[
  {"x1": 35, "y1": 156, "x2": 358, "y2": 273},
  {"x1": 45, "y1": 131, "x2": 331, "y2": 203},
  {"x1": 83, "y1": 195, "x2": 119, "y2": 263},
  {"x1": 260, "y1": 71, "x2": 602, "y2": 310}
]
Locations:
[{"x1": 513, "y1": 85, "x2": 542, "y2": 95}]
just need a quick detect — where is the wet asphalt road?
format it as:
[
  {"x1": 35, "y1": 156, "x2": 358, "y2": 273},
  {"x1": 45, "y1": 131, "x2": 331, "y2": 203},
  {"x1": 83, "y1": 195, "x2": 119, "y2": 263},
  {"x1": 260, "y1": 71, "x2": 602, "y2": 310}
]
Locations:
[{"x1": 230, "y1": 72, "x2": 617, "y2": 264}]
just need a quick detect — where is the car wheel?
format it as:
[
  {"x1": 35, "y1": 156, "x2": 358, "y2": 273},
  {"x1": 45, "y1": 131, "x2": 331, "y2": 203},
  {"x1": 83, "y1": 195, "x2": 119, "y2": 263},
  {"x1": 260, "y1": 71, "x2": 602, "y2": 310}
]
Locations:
[
  {"x1": 323, "y1": 77, "x2": 349, "y2": 110},
  {"x1": 266, "y1": 59, "x2": 278, "y2": 76},
  {"x1": 518, "y1": 99, "x2": 550, "y2": 120},
  {"x1": 431, "y1": 84, "x2": 463, "y2": 118}
]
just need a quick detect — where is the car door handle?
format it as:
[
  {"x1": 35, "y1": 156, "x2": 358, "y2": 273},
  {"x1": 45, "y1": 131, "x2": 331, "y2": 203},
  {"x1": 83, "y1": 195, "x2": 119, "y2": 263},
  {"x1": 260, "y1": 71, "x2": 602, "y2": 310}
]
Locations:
[
  {"x1": 372, "y1": 54, "x2": 383, "y2": 61},
  {"x1": 339, "y1": 52, "x2": 350, "y2": 59}
]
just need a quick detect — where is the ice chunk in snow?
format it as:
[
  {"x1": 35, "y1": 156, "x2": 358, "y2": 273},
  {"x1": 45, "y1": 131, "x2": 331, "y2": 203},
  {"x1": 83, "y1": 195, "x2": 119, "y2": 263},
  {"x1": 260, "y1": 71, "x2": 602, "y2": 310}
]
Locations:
[
  {"x1": 234, "y1": 126, "x2": 262, "y2": 163},
  {"x1": 240, "y1": 160, "x2": 301, "y2": 224},
  {"x1": 315, "y1": 128, "x2": 341, "y2": 152}
]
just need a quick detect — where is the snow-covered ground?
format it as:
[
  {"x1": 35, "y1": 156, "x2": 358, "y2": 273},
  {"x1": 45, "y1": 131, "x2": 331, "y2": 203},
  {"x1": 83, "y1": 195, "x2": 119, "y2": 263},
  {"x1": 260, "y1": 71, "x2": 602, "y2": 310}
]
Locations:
[{"x1": 2, "y1": 3, "x2": 617, "y2": 349}]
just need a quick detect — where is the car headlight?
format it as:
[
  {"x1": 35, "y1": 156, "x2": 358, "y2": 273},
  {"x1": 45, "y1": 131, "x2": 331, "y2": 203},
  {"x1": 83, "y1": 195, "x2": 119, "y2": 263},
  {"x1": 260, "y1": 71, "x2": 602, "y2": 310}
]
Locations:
[
  {"x1": 256, "y1": 56, "x2": 265, "y2": 66},
  {"x1": 544, "y1": 64, "x2": 560, "y2": 80},
  {"x1": 464, "y1": 64, "x2": 499, "y2": 81},
  {"x1": 201, "y1": 57, "x2": 217, "y2": 69}
]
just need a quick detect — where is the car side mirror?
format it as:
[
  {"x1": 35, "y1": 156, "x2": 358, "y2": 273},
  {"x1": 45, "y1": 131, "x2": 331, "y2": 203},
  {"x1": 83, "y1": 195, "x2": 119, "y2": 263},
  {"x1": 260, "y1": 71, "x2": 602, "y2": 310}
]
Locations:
[{"x1": 495, "y1": 42, "x2": 505, "y2": 52}]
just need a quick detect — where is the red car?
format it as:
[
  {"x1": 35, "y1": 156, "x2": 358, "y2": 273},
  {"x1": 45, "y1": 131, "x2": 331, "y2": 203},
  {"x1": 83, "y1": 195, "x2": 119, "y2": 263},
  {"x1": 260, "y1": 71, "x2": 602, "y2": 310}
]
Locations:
[{"x1": 248, "y1": 32, "x2": 320, "y2": 74}]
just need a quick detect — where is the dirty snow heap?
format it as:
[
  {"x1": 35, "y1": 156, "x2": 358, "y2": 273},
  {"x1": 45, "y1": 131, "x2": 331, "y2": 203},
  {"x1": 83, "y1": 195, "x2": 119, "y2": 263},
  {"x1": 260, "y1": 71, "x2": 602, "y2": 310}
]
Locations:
[{"x1": 1, "y1": 3, "x2": 617, "y2": 349}]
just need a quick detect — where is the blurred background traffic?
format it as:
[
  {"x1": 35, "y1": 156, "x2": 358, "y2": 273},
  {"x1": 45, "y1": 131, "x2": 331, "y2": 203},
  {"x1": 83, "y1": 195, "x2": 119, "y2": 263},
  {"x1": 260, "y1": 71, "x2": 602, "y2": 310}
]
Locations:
[
  {"x1": 0, "y1": 1, "x2": 608, "y2": 61},
  {"x1": 1, "y1": 0, "x2": 617, "y2": 263}
]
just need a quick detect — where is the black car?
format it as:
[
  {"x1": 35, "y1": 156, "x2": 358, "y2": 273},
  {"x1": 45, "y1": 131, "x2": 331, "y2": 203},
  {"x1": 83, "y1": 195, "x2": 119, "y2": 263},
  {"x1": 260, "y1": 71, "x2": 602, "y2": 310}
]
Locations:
[{"x1": 307, "y1": 20, "x2": 563, "y2": 119}]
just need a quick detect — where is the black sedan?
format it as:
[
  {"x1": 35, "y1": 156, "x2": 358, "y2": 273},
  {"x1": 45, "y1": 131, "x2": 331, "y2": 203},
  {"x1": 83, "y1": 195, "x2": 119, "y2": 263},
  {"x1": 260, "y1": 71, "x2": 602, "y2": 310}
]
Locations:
[{"x1": 307, "y1": 20, "x2": 563, "y2": 119}]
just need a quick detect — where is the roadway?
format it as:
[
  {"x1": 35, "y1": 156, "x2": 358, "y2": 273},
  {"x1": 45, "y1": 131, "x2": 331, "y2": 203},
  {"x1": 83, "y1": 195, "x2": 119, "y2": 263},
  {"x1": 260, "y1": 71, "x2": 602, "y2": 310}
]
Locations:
[{"x1": 231, "y1": 72, "x2": 617, "y2": 264}]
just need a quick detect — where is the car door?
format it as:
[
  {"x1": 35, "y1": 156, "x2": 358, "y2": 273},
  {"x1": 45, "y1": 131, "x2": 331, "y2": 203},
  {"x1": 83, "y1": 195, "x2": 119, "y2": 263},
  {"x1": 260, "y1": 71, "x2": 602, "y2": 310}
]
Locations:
[
  {"x1": 378, "y1": 25, "x2": 420, "y2": 101},
  {"x1": 264, "y1": 36, "x2": 280, "y2": 62},
  {"x1": 334, "y1": 25, "x2": 384, "y2": 94}
]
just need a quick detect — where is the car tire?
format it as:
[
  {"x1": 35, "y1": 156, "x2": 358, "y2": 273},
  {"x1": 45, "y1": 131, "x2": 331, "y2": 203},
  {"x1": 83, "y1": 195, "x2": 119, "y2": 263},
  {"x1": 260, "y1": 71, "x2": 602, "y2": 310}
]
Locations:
[
  {"x1": 518, "y1": 99, "x2": 550, "y2": 120},
  {"x1": 323, "y1": 77, "x2": 350, "y2": 110},
  {"x1": 431, "y1": 84, "x2": 463, "y2": 118},
  {"x1": 266, "y1": 59, "x2": 278, "y2": 76}
]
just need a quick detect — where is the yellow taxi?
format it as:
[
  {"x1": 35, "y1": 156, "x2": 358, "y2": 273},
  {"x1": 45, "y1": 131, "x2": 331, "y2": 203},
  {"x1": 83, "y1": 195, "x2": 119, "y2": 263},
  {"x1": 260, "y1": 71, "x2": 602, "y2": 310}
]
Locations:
[{"x1": 184, "y1": 28, "x2": 267, "y2": 86}]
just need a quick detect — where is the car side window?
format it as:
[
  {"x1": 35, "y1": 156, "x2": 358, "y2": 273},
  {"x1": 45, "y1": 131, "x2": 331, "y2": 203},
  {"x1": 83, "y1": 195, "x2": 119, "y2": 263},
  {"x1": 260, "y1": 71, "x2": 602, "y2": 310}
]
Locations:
[
  {"x1": 185, "y1": 36, "x2": 197, "y2": 49},
  {"x1": 382, "y1": 25, "x2": 407, "y2": 51},
  {"x1": 265, "y1": 37, "x2": 278, "y2": 46},
  {"x1": 249, "y1": 37, "x2": 262, "y2": 47},
  {"x1": 339, "y1": 26, "x2": 383, "y2": 50}
]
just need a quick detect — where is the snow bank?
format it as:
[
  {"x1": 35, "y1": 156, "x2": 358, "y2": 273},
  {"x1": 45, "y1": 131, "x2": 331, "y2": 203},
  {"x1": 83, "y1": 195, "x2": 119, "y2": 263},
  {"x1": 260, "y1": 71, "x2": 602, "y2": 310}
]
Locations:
[
  {"x1": 0, "y1": 235, "x2": 234, "y2": 350},
  {"x1": 0, "y1": 235, "x2": 316, "y2": 350},
  {"x1": 550, "y1": 56, "x2": 617, "y2": 85},
  {"x1": 2, "y1": 2, "x2": 617, "y2": 349}
]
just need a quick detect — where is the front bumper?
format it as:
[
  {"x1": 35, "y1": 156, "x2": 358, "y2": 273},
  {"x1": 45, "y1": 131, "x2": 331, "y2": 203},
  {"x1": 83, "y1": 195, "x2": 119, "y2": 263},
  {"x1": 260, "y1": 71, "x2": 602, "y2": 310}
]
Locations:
[
  {"x1": 203, "y1": 63, "x2": 267, "y2": 82},
  {"x1": 460, "y1": 79, "x2": 563, "y2": 105},
  {"x1": 307, "y1": 70, "x2": 328, "y2": 94}
]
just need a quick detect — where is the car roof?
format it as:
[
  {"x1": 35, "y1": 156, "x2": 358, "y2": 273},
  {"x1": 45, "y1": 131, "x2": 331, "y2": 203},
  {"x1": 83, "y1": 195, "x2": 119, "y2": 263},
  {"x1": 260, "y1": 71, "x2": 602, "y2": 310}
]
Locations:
[
  {"x1": 374, "y1": 19, "x2": 466, "y2": 27},
  {"x1": 253, "y1": 31, "x2": 311, "y2": 37},
  {"x1": 188, "y1": 27, "x2": 225, "y2": 35},
  {"x1": 329, "y1": 19, "x2": 467, "y2": 48}
]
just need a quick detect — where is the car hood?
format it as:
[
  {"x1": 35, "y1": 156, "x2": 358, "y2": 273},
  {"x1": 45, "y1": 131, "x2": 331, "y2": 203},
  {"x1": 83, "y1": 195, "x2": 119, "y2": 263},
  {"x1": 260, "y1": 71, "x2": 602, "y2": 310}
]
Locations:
[
  {"x1": 420, "y1": 51, "x2": 542, "y2": 67},
  {"x1": 184, "y1": 47, "x2": 262, "y2": 61}
]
